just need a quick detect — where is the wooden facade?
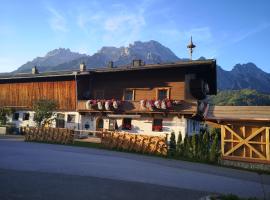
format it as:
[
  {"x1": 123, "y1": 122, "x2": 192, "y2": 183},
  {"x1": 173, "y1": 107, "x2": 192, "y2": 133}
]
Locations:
[
  {"x1": 88, "y1": 69, "x2": 186, "y2": 101},
  {"x1": 0, "y1": 78, "x2": 76, "y2": 111},
  {"x1": 0, "y1": 60, "x2": 217, "y2": 115},
  {"x1": 206, "y1": 106, "x2": 270, "y2": 164}
]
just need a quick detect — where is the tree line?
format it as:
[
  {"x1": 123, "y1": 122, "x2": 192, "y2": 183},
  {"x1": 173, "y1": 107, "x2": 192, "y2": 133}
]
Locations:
[{"x1": 209, "y1": 89, "x2": 270, "y2": 106}]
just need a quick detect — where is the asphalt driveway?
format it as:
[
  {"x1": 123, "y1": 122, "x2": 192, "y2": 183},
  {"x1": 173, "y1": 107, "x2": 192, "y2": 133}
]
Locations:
[{"x1": 0, "y1": 138, "x2": 269, "y2": 199}]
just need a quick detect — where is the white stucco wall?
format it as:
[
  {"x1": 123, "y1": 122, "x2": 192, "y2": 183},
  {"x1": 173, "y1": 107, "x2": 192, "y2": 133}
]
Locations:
[
  {"x1": 8, "y1": 110, "x2": 201, "y2": 141},
  {"x1": 80, "y1": 114, "x2": 190, "y2": 141},
  {"x1": 8, "y1": 111, "x2": 80, "y2": 130},
  {"x1": 7, "y1": 111, "x2": 36, "y2": 128},
  {"x1": 80, "y1": 114, "x2": 95, "y2": 131}
]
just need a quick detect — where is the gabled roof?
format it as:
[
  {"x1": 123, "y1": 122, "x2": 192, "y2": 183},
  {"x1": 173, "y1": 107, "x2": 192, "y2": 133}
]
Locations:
[
  {"x1": 92, "y1": 59, "x2": 216, "y2": 73},
  {"x1": 206, "y1": 106, "x2": 270, "y2": 122},
  {"x1": 0, "y1": 59, "x2": 217, "y2": 93},
  {"x1": 0, "y1": 59, "x2": 215, "y2": 79}
]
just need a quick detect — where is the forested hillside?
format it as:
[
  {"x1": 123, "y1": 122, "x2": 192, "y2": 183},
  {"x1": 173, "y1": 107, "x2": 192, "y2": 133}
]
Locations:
[{"x1": 209, "y1": 89, "x2": 270, "y2": 106}]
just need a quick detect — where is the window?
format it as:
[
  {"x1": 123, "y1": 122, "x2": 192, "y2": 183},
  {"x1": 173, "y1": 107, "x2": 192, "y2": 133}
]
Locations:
[
  {"x1": 13, "y1": 113, "x2": 19, "y2": 121},
  {"x1": 122, "y1": 118, "x2": 132, "y2": 130},
  {"x1": 124, "y1": 89, "x2": 134, "y2": 101},
  {"x1": 56, "y1": 113, "x2": 65, "y2": 128},
  {"x1": 152, "y1": 119, "x2": 163, "y2": 132},
  {"x1": 67, "y1": 114, "x2": 76, "y2": 123},
  {"x1": 96, "y1": 118, "x2": 104, "y2": 131},
  {"x1": 157, "y1": 88, "x2": 169, "y2": 100},
  {"x1": 23, "y1": 113, "x2": 30, "y2": 121},
  {"x1": 94, "y1": 90, "x2": 104, "y2": 99},
  {"x1": 109, "y1": 119, "x2": 118, "y2": 131}
]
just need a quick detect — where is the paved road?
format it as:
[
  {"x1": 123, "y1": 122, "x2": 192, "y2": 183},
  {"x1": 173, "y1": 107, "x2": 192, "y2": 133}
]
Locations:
[{"x1": 0, "y1": 138, "x2": 269, "y2": 199}]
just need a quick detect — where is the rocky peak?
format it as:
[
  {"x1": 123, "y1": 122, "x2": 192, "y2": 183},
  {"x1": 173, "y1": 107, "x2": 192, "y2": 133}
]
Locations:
[
  {"x1": 232, "y1": 62, "x2": 263, "y2": 74},
  {"x1": 45, "y1": 48, "x2": 72, "y2": 57}
]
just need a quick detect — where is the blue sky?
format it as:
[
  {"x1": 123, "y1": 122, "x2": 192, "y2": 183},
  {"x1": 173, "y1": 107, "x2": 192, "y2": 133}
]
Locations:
[{"x1": 0, "y1": 0, "x2": 270, "y2": 72}]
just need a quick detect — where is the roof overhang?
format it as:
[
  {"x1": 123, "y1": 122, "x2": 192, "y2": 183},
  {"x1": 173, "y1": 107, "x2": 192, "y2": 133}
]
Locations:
[{"x1": 205, "y1": 106, "x2": 270, "y2": 124}]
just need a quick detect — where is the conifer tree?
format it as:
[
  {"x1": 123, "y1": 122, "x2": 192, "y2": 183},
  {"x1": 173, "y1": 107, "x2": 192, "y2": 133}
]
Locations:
[
  {"x1": 183, "y1": 135, "x2": 189, "y2": 158},
  {"x1": 169, "y1": 132, "x2": 176, "y2": 156},
  {"x1": 202, "y1": 131, "x2": 210, "y2": 161},
  {"x1": 186, "y1": 136, "x2": 193, "y2": 159},
  {"x1": 197, "y1": 133, "x2": 203, "y2": 161},
  {"x1": 210, "y1": 133, "x2": 219, "y2": 163},
  {"x1": 176, "y1": 131, "x2": 183, "y2": 156},
  {"x1": 191, "y1": 134, "x2": 197, "y2": 159}
]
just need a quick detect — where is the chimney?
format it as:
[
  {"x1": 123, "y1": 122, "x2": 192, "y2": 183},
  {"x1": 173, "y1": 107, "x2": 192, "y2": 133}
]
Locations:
[
  {"x1": 132, "y1": 59, "x2": 143, "y2": 67},
  {"x1": 80, "y1": 62, "x2": 86, "y2": 72},
  {"x1": 32, "y1": 66, "x2": 39, "y2": 74},
  {"x1": 108, "y1": 61, "x2": 114, "y2": 68}
]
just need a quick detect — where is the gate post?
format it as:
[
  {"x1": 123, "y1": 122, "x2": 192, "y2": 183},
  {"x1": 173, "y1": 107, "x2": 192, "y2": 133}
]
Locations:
[
  {"x1": 221, "y1": 125, "x2": 225, "y2": 156},
  {"x1": 266, "y1": 127, "x2": 270, "y2": 161}
]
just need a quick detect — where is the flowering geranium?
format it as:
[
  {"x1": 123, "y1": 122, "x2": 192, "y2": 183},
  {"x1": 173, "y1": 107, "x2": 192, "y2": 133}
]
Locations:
[
  {"x1": 122, "y1": 124, "x2": 131, "y2": 130},
  {"x1": 97, "y1": 100, "x2": 103, "y2": 110},
  {"x1": 154, "y1": 100, "x2": 161, "y2": 109},
  {"x1": 152, "y1": 125, "x2": 162, "y2": 132},
  {"x1": 112, "y1": 99, "x2": 122, "y2": 109},
  {"x1": 140, "y1": 100, "x2": 146, "y2": 109},
  {"x1": 161, "y1": 100, "x2": 166, "y2": 109},
  {"x1": 146, "y1": 100, "x2": 155, "y2": 111},
  {"x1": 165, "y1": 99, "x2": 172, "y2": 109},
  {"x1": 105, "y1": 100, "x2": 112, "y2": 111},
  {"x1": 86, "y1": 100, "x2": 97, "y2": 109}
]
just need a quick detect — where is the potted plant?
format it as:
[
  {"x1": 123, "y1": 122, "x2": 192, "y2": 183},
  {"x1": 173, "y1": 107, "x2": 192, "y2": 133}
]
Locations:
[{"x1": 140, "y1": 100, "x2": 146, "y2": 110}]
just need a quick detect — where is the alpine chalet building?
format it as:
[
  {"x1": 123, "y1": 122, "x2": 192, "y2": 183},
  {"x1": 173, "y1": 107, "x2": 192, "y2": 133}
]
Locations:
[{"x1": 0, "y1": 59, "x2": 217, "y2": 139}]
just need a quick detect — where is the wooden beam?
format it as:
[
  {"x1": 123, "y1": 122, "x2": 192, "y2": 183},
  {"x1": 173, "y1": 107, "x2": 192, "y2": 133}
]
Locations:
[
  {"x1": 224, "y1": 126, "x2": 266, "y2": 158},
  {"x1": 243, "y1": 126, "x2": 246, "y2": 158},
  {"x1": 224, "y1": 125, "x2": 242, "y2": 141},
  {"x1": 221, "y1": 125, "x2": 225, "y2": 156},
  {"x1": 246, "y1": 143, "x2": 266, "y2": 159},
  {"x1": 266, "y1": 127, "x2": 270, "y2": 160}
]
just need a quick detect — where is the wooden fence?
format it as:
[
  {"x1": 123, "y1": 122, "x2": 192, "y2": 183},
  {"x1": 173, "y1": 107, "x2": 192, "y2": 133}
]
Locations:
[
  {"x1": 221, "y1": 125, "x2": 270, "y2": 164},
  {"x1": 23, "y1": 127, "x2": 75, "y2": 144},
  {"x1": 101, "y1": 132, "x2": 168, "y2": 156}
]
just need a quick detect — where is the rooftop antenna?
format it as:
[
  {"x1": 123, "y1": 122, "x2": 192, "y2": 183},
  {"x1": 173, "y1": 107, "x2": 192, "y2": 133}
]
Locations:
[{"x1": 187, "y1": 36, "x2": 196, "y2": 60}]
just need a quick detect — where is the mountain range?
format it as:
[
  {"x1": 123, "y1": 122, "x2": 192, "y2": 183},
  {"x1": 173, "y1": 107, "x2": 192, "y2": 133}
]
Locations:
[{"x1": 12, "y1": 40, "x2": 270, "y2": 93}]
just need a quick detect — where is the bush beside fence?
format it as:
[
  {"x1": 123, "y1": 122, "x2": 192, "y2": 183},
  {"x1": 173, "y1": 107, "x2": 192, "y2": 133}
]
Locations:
[
  {"x1": 23, "y1": 127, "x2": 74, "y2": 144},
  {"x1": 101, "y1": 132, "x2": 168, "y2": 156},
  {"x1": 169, "y1": 129, "x2": 220, "y2": 163}
]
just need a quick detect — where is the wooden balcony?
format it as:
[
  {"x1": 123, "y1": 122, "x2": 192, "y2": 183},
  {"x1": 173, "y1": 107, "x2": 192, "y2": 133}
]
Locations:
[{"x1": 77, "y1": 100, "x2": 198, "y2": 115}]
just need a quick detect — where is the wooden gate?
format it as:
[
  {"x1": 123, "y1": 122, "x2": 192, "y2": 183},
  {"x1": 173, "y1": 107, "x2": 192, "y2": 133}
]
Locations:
[{"x1": 221, "y1": 125, "x2": 270, "y2": 163}]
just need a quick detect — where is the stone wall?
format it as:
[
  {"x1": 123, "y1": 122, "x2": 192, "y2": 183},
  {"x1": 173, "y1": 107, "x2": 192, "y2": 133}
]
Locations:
[{"x1": 220, "y1": 159, "x2": 270, "y2": 172}]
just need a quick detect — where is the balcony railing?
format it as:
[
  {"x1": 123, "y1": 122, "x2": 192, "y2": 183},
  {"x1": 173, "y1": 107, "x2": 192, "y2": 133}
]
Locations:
[{"x1": 77, "y1": 100, "x2": 197, "y2": 114}]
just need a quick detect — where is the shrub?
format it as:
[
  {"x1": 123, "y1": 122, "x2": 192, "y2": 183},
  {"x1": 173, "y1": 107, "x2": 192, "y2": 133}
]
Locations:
[
  {"x1": 183, "y1": 136, "x2": 193, "y2": 158},
  {"x1": 210, "y1": 133, "x2": 219, "y2": 163},
  {"x1": 202, "y1": 131, "x2": 210, "y2": 161},
  {"x1": 33, "y1": 99, "x2": 58, "y2": 127},
  {"x1": 210, "y1": 127, "x2": 221, "y2": 141},
  {"x1": 176, "y1": 131, "x2": 183, "y2": 157},
  {"x1": 169, "y1": 132, "x2": 176, "y2": 156},
  {"x1": 0, "y1": 107, "x2": 13, "y2": 125},
  {"x1": 197, "y1": 133, "x2": 203, "y2": 160},
  {"x1": 191, "y1": 134, "x2": 197, "y2": 159},
  {"x1": 174, "y1": 130, "x2": 221, "y2": 164}
]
